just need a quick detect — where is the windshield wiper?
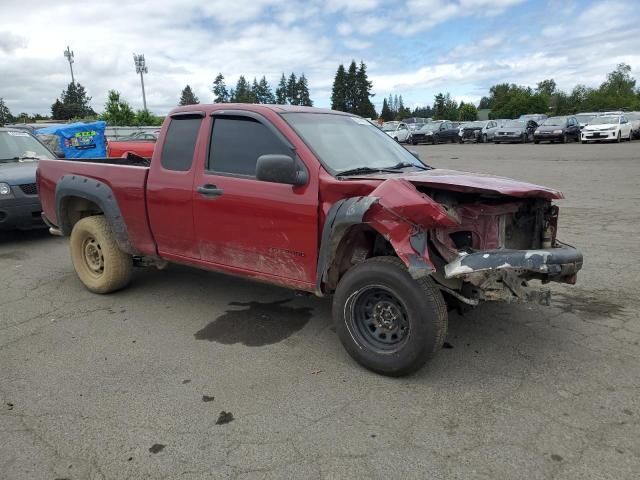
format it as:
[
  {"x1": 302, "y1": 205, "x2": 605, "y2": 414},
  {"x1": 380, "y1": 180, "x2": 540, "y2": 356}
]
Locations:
[
  {"x1": 336, "y1": 166, "x2": 399, "y2": 177},
  {"x1": 386, "y1": 161, "x2": 430, "y2": 171}
]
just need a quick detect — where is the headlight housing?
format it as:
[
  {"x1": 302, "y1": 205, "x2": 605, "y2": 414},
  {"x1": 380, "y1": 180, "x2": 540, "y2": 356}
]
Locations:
[
  {"x1": 553, "y1": 129, "x2": 563, "y2": 134},
  {"x1": 0, "y1": 182, "x2": 12, "y2": 196}
]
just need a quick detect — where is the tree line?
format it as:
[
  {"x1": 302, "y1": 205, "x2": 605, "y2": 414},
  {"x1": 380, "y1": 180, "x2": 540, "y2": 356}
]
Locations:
[
  {"x1": 209, "y1": 72, "x2": 312, "y2": 106},
  {"x1": 2, "y1": 62, "x2": 639, "y2": 127}
]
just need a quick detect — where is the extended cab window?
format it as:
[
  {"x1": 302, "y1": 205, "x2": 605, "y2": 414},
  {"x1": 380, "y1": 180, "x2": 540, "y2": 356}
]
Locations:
[
  {"x1": 161, "y1": 117, "x2": 202, "y2": 171},
  {"x1": 208, "y1": 117, "x2": 290, "y2": 176}
]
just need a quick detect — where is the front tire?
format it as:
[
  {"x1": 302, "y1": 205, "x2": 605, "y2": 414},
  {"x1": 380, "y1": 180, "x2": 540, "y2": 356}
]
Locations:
[
  {"x1": 70, "y1": 216, "x2": 132, "y2": 294},
  {"x1": 332, "y1": 257, "x2": 448, "y2": 377}
]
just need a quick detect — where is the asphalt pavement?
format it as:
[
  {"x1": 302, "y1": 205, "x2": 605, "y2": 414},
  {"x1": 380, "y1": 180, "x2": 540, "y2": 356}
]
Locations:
[{"x1": 1, "y1": 141, "x2": 639, "y2": 479}]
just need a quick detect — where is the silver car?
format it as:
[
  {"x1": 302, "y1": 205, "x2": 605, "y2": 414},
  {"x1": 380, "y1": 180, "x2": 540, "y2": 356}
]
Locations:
[
  {"x1": 459, "y1": 120, "x2": 501, "y2": 143},
  {"x1": 493, "y1": 119, "x2": 538, "y2": 143}
]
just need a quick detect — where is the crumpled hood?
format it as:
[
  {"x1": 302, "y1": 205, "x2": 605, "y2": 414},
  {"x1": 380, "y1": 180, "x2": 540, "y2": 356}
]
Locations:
[
  {"x1": 351, "y1": 169, "x2": 563, "y2": 200},
  {"x1": 0, "y1": 161, "x2": 38, "y2": 185}
]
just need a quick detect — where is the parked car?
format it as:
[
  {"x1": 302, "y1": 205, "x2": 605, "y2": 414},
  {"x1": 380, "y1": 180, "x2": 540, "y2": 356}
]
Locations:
[
  {"x1": 624, "y1": 112, "x2": 640, "y2": 139},
  {"x1": 519, "y1": 114, "x2": 548, "y2": 123},
  {"x1": 493, "y1": 119, "x2": 538, "y2": 143},
  {"x1": 459, "y1": 120, "x2": 501, "y2": 143},
  {"x1": 581, "y1": 115, "x2": 633, "y2": 143},
  {"x1": 107, "y1": 137, "x2": 156, "y2": 158},
  {"x1": 0, "y1": 127, "x2": 56, "y2": 230},
  {"x1": 382, "y1": 121, "x2": 411, "y2": 143},
  {"x1": 37, "y1": 104, "x2": 583, "y2": 376},
  {"x1": 534, "y1": 116, "x2": 581, "y2": 143},
  {"x1": 575, "y1": 112, "x2": 598, "y2": 130},
  {"x1": 411, "y1": 120, "x2": 459, "y2": 144}
]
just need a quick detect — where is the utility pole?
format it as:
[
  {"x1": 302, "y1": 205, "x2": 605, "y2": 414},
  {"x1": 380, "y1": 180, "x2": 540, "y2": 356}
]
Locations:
[
  {"x1": 133, "y1": 53, "x2": 148, "y2": 111},
  {"x1": 64, "y1": 46, "x2": 75, "y2": 84}
]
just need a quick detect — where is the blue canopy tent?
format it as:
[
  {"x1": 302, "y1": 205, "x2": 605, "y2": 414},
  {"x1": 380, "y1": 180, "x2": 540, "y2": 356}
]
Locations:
[{"x1": 35, "y1": 121, "x2": 107, "y2": 158}]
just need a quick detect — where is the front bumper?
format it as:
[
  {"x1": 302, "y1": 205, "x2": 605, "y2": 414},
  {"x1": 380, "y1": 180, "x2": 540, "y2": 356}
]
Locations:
[
  {"x1": 0, "y1": 184, "x2": 43, "y2": 231},
  {"x1": 494, "y1": 132, "x2": 523, "y2": 142},
  {"x1": 0, "y1": 199, "x2": 44, "y2": 230},
  {"x1": 582, "y1": 131, "x2": 617, "y2": 141},
  {"x1": 443, "y1": 245, "x2": 582, "y2": 303},
  {"x1": 411, "y1": 133, "x2": 433, "y2": 144},
  {"x1": 534, "y1": 132, "x2": 564, "y2": 141},
  {"x1": 445, "y1": 245, "x2": 582, "y2": 280}
]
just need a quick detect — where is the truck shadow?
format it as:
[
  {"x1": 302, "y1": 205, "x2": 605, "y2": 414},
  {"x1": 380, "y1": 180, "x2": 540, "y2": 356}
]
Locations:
[{"x1": 194, "y1": 298, "x2": 313, "y2": 346}]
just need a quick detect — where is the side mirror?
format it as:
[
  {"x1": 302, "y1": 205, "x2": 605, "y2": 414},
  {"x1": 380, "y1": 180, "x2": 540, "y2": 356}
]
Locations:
[
  {"x1": 256, "y1": 154, "x2": 307, "y2": 186},
  {"x1": 54, "y1": 150, "x2": 65, "y2": 159}
]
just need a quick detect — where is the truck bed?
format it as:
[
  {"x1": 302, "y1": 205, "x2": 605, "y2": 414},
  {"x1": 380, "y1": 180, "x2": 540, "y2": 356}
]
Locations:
[{"x1": 37, "y1": 157, "x2": 157, "y2": 256}]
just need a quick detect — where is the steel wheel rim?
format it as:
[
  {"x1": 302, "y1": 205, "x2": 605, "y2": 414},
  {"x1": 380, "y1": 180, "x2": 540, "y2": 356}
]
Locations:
[
  {"x1": 82, "y1": 236, "x2": 104, "y2": 276},
  {"x1": 349, "y1": 285, "x2": 410, "y2": 353}
]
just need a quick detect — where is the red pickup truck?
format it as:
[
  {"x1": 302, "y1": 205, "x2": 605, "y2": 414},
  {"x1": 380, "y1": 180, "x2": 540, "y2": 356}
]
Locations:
[{"x1": 37, "y1": 104, "x2": 582, "y2": 376}]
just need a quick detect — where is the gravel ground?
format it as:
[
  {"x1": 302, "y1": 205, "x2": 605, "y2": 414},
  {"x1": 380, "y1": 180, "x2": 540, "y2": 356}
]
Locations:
[{"x1": 1, "y1": 141, "x2": 639, "y2": 479}]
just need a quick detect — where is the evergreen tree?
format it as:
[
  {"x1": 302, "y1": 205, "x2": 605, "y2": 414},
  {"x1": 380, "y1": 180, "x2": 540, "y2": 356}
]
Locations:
[
  {"x1": 212, "y1": 73, "x2": 229, "y2": 103},
  {"x1": 355, "y1": 61, "x2": 376, "y2": 118},
  {"x1": 51, "y1": 82, "x2": 95, "y2": 120},
  {"x1": 252, "y1": 76, "x2": 275, "y2": 104},
  {"x1": 286, "y1": 73, "x2": 298, "y2": 105},
  {"x1": 397, "y1": 95, "x2": 408, "y2": 119},
  {"x1": 345, "y1": 61, "x2": 358, "y2": 113},
  {"x1": 297, "y1": 74, "x2": 313, "y2": 106},
  {"x1": 393, "y1": 94, "x2": 399, "y2": 115},
  {"x1": 275, "y1": 74, "x2": 288, "y2": 104},
  {"x1": 51, "y1": 99, "x2": 64, "y2": 120},
  {"x1": 380, "y1": 98, "x2": 393, "y2": 122},
  {"x1": 330, "y1": 64, "x2": 347, "y2": 111},
  {"x1": 433, "y1": 93, "x2": 446, "y2": 119},
  {"x1": 231, "y1": 76, "x2": 256, "y2": 103},
  {"x1": 0, "y1": 98, "x2": 14, "y2": 124},
  {"x1": 179, "y1": 85, "x2": 199, "y2": 105},
  {"x1": 100, "y1": 90, "x2": 135, "y2": 126}
]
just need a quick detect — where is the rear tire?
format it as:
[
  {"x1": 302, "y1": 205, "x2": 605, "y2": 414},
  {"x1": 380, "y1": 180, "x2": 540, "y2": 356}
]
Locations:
[
  {"x1": 521, "y1": 133, "x2": 527, "y2": 143},
  {"x1": 617, "y1": 132, "x2": 621, "y2": 143},
  {"x1": 70, "y1": 216, "x2": 132, "y2": 294},
  {"x1": 482, "y1": 134, "x2": 487, "y2": 143},
  {"x1": 534, "y1": 140, "x2": 540, "y2": 144},
  {"x1": 332, "y1": 257, "x2": 448, "y2": 377},
  {"x1": 432, "y1": 135, "x2": 438, "y2": 145}
]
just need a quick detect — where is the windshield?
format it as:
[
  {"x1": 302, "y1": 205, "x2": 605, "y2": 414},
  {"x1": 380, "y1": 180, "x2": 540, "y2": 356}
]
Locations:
[
  {"x1": 281, "y1": 113, "x2": 427, "y2": 174},
  {"x1": 591, "y1": 116, "x2": 619, "y2": 125},
  {"x1": 420, "y1": 122, "x2": 440, "y2": 131},
  {"x1": 575, "y1": 114, "x2": 595, "y2": 123},
  {"x1": 0, "y1": 131, "x2": 55, "y2": 162},
  {"x1": 408, "y1": 124, "x2": 423, "y2": 131},
  {"x1": 541, "y1": 117, "x2": 566, "y2": 126},
  {"x1": 503, "y1": 120, "x2": 525, "y2": 128},
  {"x1": 465, "y1": 121, "x2": 485, "y2": 128},
  {"x1": 381, "y1": 123, "x2": 398, "y2": 131}
]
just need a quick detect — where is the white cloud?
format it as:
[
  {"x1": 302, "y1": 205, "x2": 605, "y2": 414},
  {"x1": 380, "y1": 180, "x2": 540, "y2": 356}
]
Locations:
[{"x1": 0, "y1": 0, "x2": 638, "y2": 116}]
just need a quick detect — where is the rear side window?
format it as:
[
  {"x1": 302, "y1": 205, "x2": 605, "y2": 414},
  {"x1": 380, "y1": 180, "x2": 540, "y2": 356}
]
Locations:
[
  {"x1": 208, "y1": 117, "x2": 290, "y2": 176},
  {"x1": 161, "y1": 117, "x2": 202, "y2": 171}
]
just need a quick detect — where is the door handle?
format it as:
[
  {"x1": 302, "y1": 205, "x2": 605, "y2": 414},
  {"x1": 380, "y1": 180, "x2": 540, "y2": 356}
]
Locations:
[{"x1": 197, "y1": 184, "x2": 224, "y2": 197}]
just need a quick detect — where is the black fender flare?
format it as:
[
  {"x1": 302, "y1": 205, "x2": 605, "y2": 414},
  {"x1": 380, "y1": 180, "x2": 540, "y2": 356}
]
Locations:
[
  {"x1": 55, "y1": 174, "x2": 138, "y2": 255},
  {"x1": 315, "y1": 196, "x2": 378, "y2": 295}
]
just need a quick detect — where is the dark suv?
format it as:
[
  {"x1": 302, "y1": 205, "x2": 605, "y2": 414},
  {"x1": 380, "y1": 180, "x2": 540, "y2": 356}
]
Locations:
[
  {"x1": 411, "y1": 121, "x2": 459, "y2": 145},
  {"x1": 534, "y1": 116, "x2": 581, "y2": 144}
]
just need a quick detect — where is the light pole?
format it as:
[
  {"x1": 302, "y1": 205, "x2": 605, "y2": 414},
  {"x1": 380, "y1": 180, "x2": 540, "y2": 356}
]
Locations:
[
  {"x1": 64, "y1": 46, "x2": 75, "y2": 84},
  {"x1": 133, "y1": 53, "x2": 148, "y2": 111}
]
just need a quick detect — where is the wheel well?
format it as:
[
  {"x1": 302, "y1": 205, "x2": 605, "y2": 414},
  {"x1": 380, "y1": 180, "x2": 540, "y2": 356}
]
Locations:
[
  {"x1": 324, "y1": 225, "x2": 396, "y2": 292},
  {"x1": 59, "y1": 196, "x2": 103, "y2": 232}
]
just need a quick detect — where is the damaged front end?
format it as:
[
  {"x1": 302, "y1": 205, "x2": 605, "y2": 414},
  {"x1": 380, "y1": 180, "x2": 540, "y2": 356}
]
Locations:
[{"x1": 319, "y1": 177, "x2": 582, "y2": 306}]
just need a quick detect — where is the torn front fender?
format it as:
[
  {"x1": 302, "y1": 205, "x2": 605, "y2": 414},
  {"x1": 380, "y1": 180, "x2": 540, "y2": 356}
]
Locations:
[{"x1": 316, "y1": 179, "x2": 459, "y2": 293}]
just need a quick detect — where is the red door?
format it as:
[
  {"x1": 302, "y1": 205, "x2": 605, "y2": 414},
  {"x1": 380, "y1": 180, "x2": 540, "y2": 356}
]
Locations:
[
  {"x1": 192, "y1": 113, "x2": 318, "y2": 287},
  {"x1": 147, "y1": 112, "x2": 206, "y2": 259}
]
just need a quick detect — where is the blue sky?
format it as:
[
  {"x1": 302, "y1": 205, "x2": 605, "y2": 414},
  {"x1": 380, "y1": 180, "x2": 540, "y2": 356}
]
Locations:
[{"x1": 1, "y1": 0, "x2": 639, "y2": 115}]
